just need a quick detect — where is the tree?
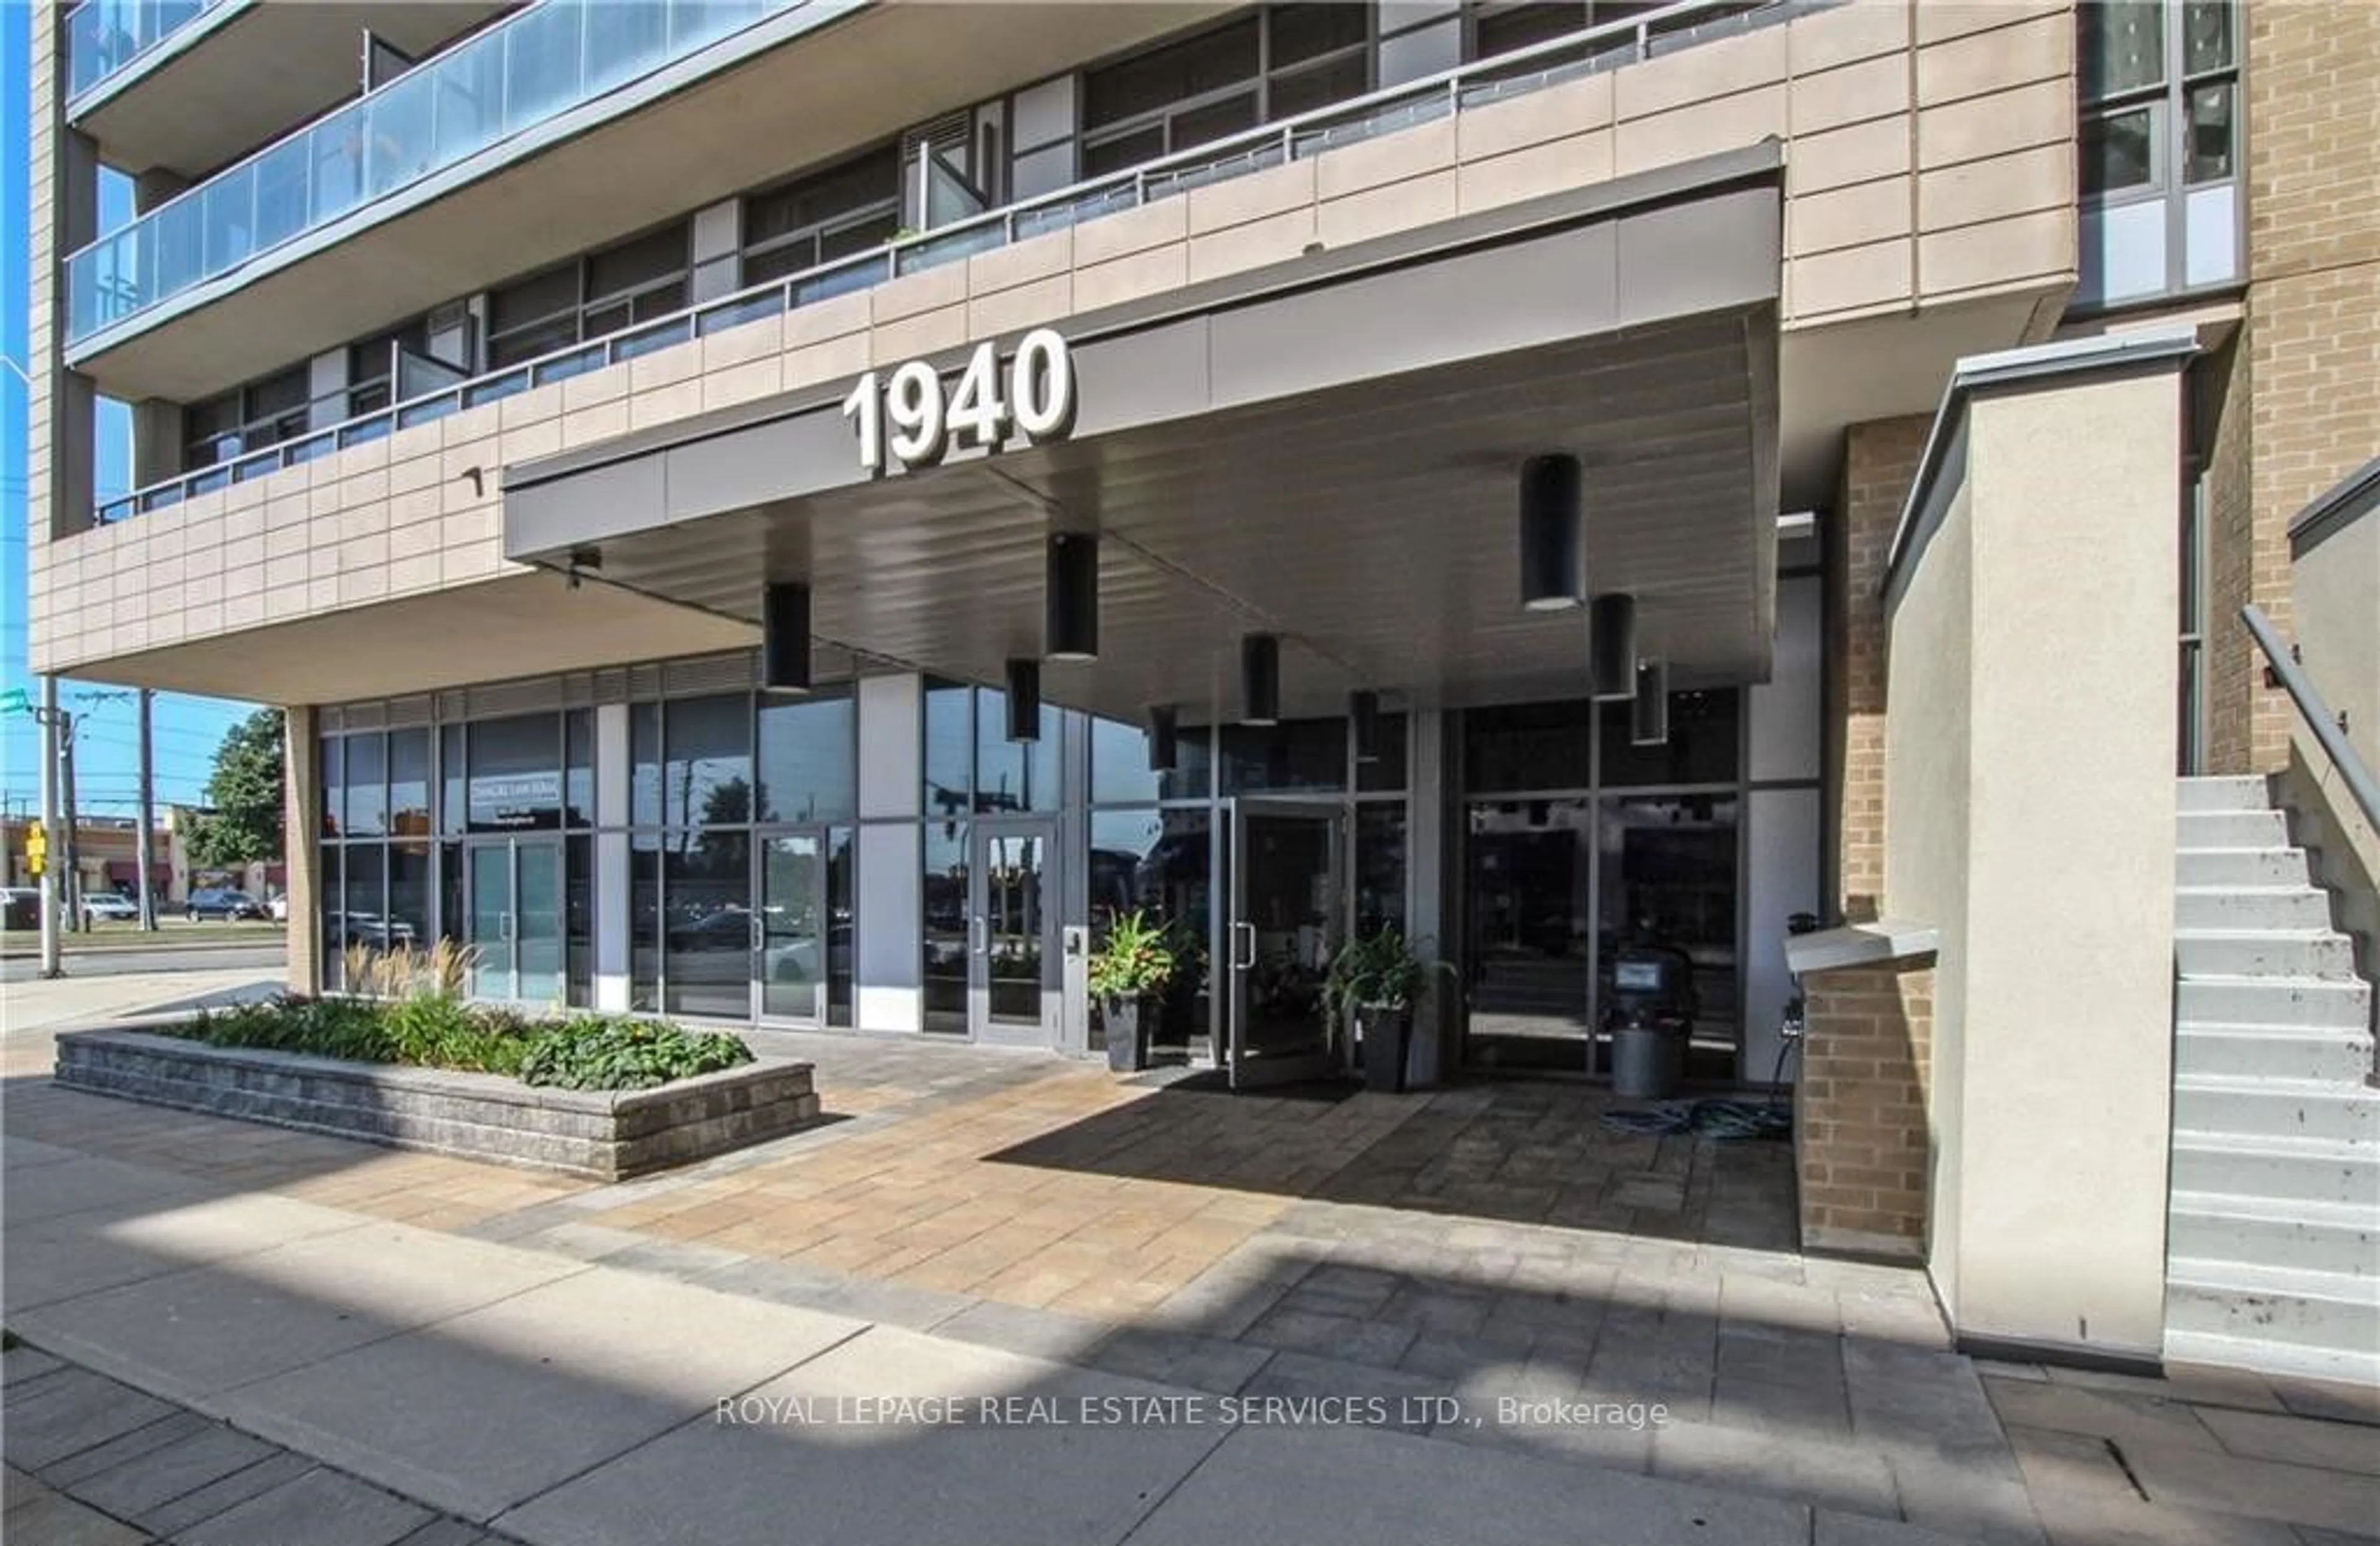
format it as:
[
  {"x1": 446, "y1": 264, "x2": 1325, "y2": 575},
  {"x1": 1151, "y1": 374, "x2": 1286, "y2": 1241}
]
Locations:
[{"x1": 187, "y1": 709, "x2": 286, "y2": 868}]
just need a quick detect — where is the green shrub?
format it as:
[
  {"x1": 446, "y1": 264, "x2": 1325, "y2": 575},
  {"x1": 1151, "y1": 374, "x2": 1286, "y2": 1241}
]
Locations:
[
  {"x1": 518, "y1": 1016, "x2": 753, "y2": 1092},
  {"x1": 170, "y1": 996, "x2": 746, "y2": 1092}
]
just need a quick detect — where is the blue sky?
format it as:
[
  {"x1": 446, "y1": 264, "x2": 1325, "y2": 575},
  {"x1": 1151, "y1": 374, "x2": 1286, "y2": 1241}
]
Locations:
[{"x1": 2, "y1": 7, "x2": 257, "y2": 822}]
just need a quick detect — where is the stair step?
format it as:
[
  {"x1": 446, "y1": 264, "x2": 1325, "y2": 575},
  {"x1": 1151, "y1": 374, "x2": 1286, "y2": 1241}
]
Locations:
[
  {"x1": 2177, "y1": 1022, "x2": 2378, "y2": 1083},
  {"x1": 2177, "y1": 847, "x2": 2314, "y2": 887},
  {"x1": 2166, "y1": 1257, "x2": 2380, "y2": 1358},
  {"x1": 2175, "y1": 886, "x2": 2336, "y2": 931},
  {"x1": 2175, "y1": 1076, "x2": 2377, "y2": 1144},
  {"x1": 2175, "y1": 930, "x2": 2359, "y2": 980},
  {"x1": 2176, "y1": 975, "x2": 2374, "y2": 1029},
  {"x1": 2178, "y1": 775, "x2": 2276, "y2": 813},
  {"x1": 2169, "y1": 1193, "x2": 2379, "y2": 1279},
  {"x1": 2162, "y1": 1328, "x2": 2380, "y2": 1387},
  {"x1": 2178, "y1": 810, "x2": 2291, "y2": 850},
  {"x1": 2170, "y1": 1133, "x2": 2380, "y2": 1205}
]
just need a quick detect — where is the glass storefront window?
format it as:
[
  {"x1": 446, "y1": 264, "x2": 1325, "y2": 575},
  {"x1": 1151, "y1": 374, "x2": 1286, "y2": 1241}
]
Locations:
[
  {"x1": 1355, "y1": 803, "x2": 1408, "y2": 937},
  {"x1": 566, "y1": 834, "x2": 593, "y2": 1009},
  {"x1": 390, "y1": 728, "x2": 431, "y2": 838},
  {"x1": 439, "y1": 727, "x2": 464, "y2": 836},
  {"x1": 468, "y1": 714, "x2": 563, "y2": 832},
  {"x1": 1087, "y1": 806, "x2": 1214, "y2": 1056},
  {"x1": 1465, "y1": 700, "x2": 1593, "y2": 793},
  {"x1": 319, "y1": 846, "x2": 343, "y2": 989},
  {"x1": 631, "y1": 702, "x2": 662, "y2": 827},
  {"x1": 631, "y1": 833, "x2": 661, "y2": 1012},
  {"x1": 666, "y1": 694, "x2": 754, "y2": 826},
  {"x1": 565, "y1": 709, "x2": 593, "y2": 828},
  {"x1": 1357, "y1": 712, "x2": 1409, "y2": 792},
  {"x1": 340, "y1": 842, "x2": 386, "y2": 957},
  {"x1": 1220, "y1": 718, "x2": 1345, "y2": 794},
  {"x1": 974, "y1": 686, "x2": 1059, "y2": 813},
  {"x1": 320, "y1": 736, "x2": 345, "y2": 838},
  {"x1": 389, "y1": 842, "x2": 431, "y2": 960},
  {"x1": 1091, "y1": 715, "x2": 1212, "y2": 803},
  {"x1": 344, "y1": 733, "x2": 385, "y2": 837},
  {"x1": 826, "y1": 826, "x2": 855, "y2": 1027},
  {"x1": 663, "y1": 828, "x2": 749, "y2": 1018},
  {"x1": 1598, "y1": 793, "x2": 1740, "y2": 1080},
  {"x1": 1599, "y1": 690, "x2": 1739, "y2": 787},
  {"x1": 924, "y1": 678, "x2": 971, "y2": 820},
  {"x1": 1464, "y1": 798, "x2": 1594, "y2": 1072},
  {"x1": 922, "y1": 822, "x2": 969, "y2": 1033},
  {"x1": 757, "y1": 687, "x2": 857, "y2": 823}
]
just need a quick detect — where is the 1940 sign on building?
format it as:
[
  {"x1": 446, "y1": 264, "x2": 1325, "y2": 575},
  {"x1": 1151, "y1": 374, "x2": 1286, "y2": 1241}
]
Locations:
[{"x1": 840, "y1": 328, "x2": 1075, "y2": 477}]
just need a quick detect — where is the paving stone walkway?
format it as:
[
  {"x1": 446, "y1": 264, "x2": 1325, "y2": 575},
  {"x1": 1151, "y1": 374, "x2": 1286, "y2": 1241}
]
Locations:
[{"x1": 5, "y1": 1011, "x2": 2376, "y2": 1545}]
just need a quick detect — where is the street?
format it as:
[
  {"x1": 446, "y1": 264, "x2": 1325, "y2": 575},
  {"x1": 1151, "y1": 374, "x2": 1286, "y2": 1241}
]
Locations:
[{"x1": 0, "y1": 942, "x2": 284, "y2": 985}]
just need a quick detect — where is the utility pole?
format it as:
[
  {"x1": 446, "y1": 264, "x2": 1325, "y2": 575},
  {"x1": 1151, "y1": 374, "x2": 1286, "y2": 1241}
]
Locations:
[
  {"x1": 136, "y1": 688, "x2": 159, "y2": 930},
  {"x1": 36, "y1": 676, "x2": 62, "y2": 977},
  {"x1": 58, "y1": 705, "x2": 82, "y2": 932}
]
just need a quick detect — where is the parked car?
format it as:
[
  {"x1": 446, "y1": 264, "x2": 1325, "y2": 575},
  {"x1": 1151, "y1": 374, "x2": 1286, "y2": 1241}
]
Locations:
[
  {"x1": 80, "y1": 893, "x2": 141, "y2": 924},
  {"x1": 185, "y1": 888, "x2": 267, "y2": 922},
  {"x1": 0, "y1": 887, "x2": 44, "y2": 930}
]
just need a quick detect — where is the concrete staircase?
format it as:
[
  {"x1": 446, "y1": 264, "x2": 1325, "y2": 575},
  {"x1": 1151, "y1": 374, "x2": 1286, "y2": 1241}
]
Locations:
[{"x1": 2167, "y1": 775, "x2": 2379, "y2": 1385}]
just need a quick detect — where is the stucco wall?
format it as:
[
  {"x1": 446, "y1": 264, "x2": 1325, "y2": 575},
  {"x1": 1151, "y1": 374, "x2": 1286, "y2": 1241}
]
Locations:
[{"x1": 1884, "y1": 350, "x2": 2187, "y2": 1359}]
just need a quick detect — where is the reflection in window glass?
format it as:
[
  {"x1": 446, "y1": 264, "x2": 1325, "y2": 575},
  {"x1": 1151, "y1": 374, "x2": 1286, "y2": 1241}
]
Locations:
[
  {"x1": 631, "y1": 702, "x2": 662, "y2": 827},
  {"x1": 1465, "y1": 700, "x2": 1593, "y2": 792},
  {"x1": 2182, "y1": 0, "x2": 2231, "y2": 74},
  {"x1": 389, "y1": 842, "x2": 431, "y2": 961},
  {"x1": 632, "y1": 833, "x2": 661, "y2": 1012},
  {"x1": 1356, "y1": 804, "x2": 1408, "y2": 937},
  {"x1": 663, "y1": 829, "x2": 749, "y2": 1018},
  {"x1": 345, "y1": 733, "x2": 386, "y2": 837},
  {"x1": 1357, "y1": 712, "x2": 1409, "y2": 792},
  {"x1": 2083, "y1": 107, "x2": 2157, "y2": 197},
  {"x1": 924, "y1": 678, "x2": 972, "y2": 821},
  {"x1": 320, "y1": 846, "x2": 344, "y2": 990},
  {"x1": 922, "y1": 823, "x2": 969, "y2": 1033},
  {"x1": 974, "y1": 687, "x2": 1060, "y2": 813},
  {"x1": 565, "y1": 709, "x2": 593, "y2": 828},
  {"x1": 468, "y1": 715, "x2": 562, "y2": 832},
  {"x1": 389, "y1": 729, "x2": 430, "y2": 837},
  {"x1": 757, "y1": 688, "x2": 857, "y2": 823},
  {"x1": 1463, "y1": 798, "x2": 1593, "y2": 1072},
  {"x1": 1092, "y1": 715, "x2": 1212, "y2": 803},
  {"x1": 1087, "y1": 807, "x2": 1214, "y2": 1056},
  {"x1": 2081, "y1": 1, "x2": 2165, "y2": 100},
  {"x1": 826, "y1": 826, "x2": 855, "y2": 1027},
  {"x1": 566, "y1": 834, "x2": 593, "y2": 1009},
  {"x1": 320, "y1": 736, "x2": 345, "y2": 837},
  {"x1": 2185, "y1": 81, "x2": 2233, "y2": 183},
  {"x1": 666, "y1": 695, "x2": 753, "y2": 826},
  {"x1": 1599, "y1": 793, "x2": 1741, "y2": 1080},
  {"x1": 1220, "y1": 718, "x2": 1345, "y2": 794},
  {"x1": 439, "y1": 727, "x2": 464, "y2": 836},
  {"x1": 1600, "y1": 691, "x2": 1740, "y2": 787},
  {"x1": 342, "y1": 842, "x2": 386, "y2": 956}
]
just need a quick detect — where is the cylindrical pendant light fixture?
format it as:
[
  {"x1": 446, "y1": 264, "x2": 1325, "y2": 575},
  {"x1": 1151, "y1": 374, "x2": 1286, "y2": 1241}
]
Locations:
[
  {"x1": 1241, "y1": 634, "x2": 1280, "y2": 726},
  {"x1": 1518, "y1": 453, "x2": 1584, "y2": 611},
  {"x1": 1590, "y1": 592, "x2": 1637, "y2": 700},
  {"x1": 1631, "y1": 658, "x2": 1670, "y2": 745},
  {"x1": 1349, "y1": 689, "x2": 1382, "y2": 763},
  {"x1": 1044, "y1": 532, "x2": 1099, "y2": 662},
  {"x1": 760, "y1": 582, "x2": 812, "y2": 693},
  {"x1": 1147, "y1": 705, "x2": 1179, "y2": 771},
  {"x1": 1004, "y1": 658, "x2": 1041, "y2": 741}
]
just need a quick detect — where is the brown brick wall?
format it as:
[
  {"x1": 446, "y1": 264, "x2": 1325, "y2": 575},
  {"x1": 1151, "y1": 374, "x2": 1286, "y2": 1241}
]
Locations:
[
  {"x1": 1828, "y1": 415, "x2": 1932, "y2": 923},
  {"x1": 2205, "y1": 0, "x2": 2380, "y2": 772},
  {"x1": 1795, "y1": 958, "x2": 1934, "y2": 1257}
]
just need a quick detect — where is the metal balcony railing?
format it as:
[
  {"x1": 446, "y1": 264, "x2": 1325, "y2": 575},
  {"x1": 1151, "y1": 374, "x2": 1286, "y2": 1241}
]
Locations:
[
  {"x1": 64, "y1": 0, "x2": 237, "y2": 102},
  {"x1": 65, "y1": 0, "x2": 832, "y2": 347},
  {"x1": 91, "y1": 0, "x2": 1797, "y2": 526}
]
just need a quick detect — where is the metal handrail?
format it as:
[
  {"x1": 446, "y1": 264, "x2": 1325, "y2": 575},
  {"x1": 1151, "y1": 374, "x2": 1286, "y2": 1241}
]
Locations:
[
  {"x1": 2241, "y1": 603, "x2": 2380, "y2": 834},
  {"x1": 89, "y1": 0, "x2": 1794, "y2": 524}
]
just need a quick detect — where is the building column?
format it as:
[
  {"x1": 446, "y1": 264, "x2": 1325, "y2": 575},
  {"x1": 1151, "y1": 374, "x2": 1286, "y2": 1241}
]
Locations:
[
  {"x1": 1406, "y1": 708, "x2": 1448, "y2": 1089},
  {"x1": 855, "y1": 673, "x2": 922, "y2": 1031},
  {"x1": 284, "y1": 706, "x2": 321, "y2": 994},
  {"x1": 594, "y1": 702, "x2": 631, "y2": 1010}
]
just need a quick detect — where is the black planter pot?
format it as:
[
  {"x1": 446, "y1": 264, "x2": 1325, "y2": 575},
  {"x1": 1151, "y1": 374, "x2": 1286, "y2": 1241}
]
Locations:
[
  {"x1": 1357, "y1": 1004, "x2": 1413, "y2": 1093},
  {"x1": 1104, "y1": 995, "x2": 1157, "y2": 1073}
]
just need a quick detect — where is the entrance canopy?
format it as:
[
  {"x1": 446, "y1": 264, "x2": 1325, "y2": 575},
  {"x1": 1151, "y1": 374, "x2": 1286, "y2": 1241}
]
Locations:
[{"x1": 506, "y1": 147, "x2": 1783, "y2": 723}]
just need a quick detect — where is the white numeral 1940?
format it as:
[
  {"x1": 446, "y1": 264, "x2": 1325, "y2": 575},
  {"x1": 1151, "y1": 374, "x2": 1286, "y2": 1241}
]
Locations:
[{"x1": 842, "y1": 328, "x2": 1075, "y2": 476}]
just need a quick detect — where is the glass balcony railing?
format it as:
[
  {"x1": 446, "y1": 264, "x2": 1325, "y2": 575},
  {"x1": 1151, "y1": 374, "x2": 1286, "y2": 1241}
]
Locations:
[
  {"x1": 66, "y1": 0, "x2": 819, "y2": 347},
  {"x1": 65, "y1": 0, "x2": 236, "y2": 101},
  {"x1": 92, "y1": 0, "x2": 1798, "y2": 526}
]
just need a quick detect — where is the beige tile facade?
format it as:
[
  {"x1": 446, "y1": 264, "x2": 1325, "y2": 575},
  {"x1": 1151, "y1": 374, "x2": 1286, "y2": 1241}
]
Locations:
[{"x1": 28, "y1": 0, "x2": 2081, "y2": 684}]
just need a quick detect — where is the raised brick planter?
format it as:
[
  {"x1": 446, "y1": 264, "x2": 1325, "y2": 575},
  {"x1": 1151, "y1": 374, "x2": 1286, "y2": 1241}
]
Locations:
[{"x1": 52, "y1": 1027, "x2": 821, "y2": 1180}]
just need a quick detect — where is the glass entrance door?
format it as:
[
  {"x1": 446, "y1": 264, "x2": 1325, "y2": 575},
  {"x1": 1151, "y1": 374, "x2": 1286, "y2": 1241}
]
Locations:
[
  {"x1": 756, "y1": 832, "x2": 826, "y2": 1024},
  {"x1": 971, "y1": 818, "x2": 1056, "y2": 1046},
  {"x1": 466, "y1": 838, "x2": 562, "y2": 1004},
  {"x1": 1227, "y1": 801, "x2": 1346, "y2": 1089}
]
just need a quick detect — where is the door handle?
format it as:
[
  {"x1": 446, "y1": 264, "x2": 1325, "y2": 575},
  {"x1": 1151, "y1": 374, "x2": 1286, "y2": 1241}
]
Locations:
[
  {"x1": 750, "y1": 912, "x2": 766, "y2": 952},
  {"x1": 499, "y1": 910, "x2": 514, "y2": 943},
  {"x1": 1232, "y1": 921, "x2": 1256, "y2": 970},
  {"x1": 973, "y1": 915, "x2": 988, "y2": 955}
]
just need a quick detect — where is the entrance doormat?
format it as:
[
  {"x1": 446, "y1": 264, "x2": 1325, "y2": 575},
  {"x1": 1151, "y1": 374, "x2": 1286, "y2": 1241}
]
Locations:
[{"x1": 1129, "y1": 1067, "x2": 1363, "y2": 1104}]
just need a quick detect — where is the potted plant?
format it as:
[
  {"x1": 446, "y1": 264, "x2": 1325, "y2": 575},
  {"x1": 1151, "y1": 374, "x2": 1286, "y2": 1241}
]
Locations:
[
  {"x1": 1324, "y1": 927, "x2": 1447, "y2": 1093},
  {"x1": 1090, "y1": 909, "x2": 1176, "y2": 1073}
]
